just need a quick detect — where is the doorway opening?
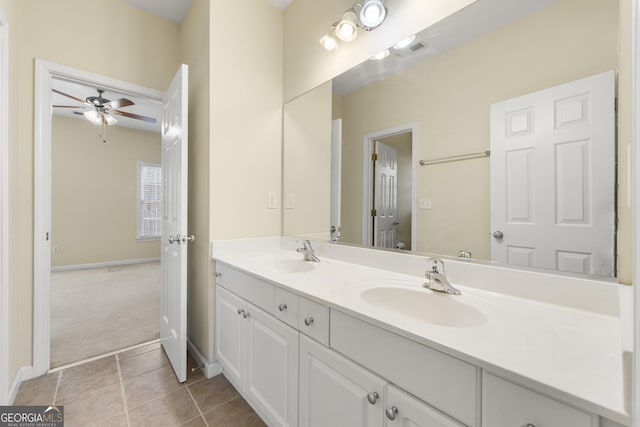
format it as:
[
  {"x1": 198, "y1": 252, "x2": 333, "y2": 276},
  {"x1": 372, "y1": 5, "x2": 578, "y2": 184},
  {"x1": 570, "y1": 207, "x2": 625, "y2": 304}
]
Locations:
[
  {"x1": 33, "y1": 60, "x2": 169, "y2": 375},
  {"x1": 362, "y1": 124, "x2": 417, "y2": 250}
]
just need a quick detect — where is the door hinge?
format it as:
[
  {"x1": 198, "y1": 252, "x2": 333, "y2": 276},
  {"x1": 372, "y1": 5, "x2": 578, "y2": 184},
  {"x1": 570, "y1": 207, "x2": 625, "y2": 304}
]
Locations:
[
  {"x1": 372, "y1": 153, "x2": 378, "y2": 162},
  {"x1": 46, "y1": 232, "x2": 49, "y2": 241},
  {"x1": 371, "y1": 209, "x2": 377, "y2": 217}
]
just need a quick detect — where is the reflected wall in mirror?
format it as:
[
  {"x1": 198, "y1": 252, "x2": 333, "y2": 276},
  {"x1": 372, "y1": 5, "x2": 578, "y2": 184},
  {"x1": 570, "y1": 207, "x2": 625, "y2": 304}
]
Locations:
[{"x1": 283, "y1": 0, "x2": 623, "y2": 278}]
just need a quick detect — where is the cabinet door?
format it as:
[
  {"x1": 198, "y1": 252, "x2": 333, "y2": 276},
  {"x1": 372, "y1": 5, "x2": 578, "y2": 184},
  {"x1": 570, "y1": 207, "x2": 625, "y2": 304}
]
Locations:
[
  {"x1": 245, "y1": 303, "x2": 299, "y2": 427},
  {"x1": 384, "y1": 384, "x2": 465, "y2": 427},
  {"x1": 215, "y1": 285, "x2": 246, "y2": 390},
  {"x1": 299, "y1": 334, "x2": 385, "y2": 427}
]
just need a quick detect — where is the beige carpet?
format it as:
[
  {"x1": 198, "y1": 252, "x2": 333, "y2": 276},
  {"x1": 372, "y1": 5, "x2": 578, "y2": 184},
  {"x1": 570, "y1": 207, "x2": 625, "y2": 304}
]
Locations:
[{"x1": 51, "y1": 262, "x2": 160, "y2": 368}]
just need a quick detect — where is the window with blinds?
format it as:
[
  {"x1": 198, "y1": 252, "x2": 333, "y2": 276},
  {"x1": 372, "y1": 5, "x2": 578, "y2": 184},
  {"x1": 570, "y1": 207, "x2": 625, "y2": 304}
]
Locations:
[{"x1": 137, "y1": 162, "x2": 162, "y2": 239}]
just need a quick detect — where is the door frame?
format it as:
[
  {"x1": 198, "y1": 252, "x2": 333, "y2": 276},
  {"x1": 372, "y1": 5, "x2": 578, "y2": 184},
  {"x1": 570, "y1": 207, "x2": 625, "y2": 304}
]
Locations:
[
  {"x1": 361, "y1": 123, "x2": 417, "y2": 248},
  {"x1": 33, "y1": 59, "x2": 164, "y2": 376},
  {"x1": 0, "y1": 4, "x2": 9, "y2": 404},
  {"x1": 633, "y1": 1, "x2": 640, "y2": 425}
]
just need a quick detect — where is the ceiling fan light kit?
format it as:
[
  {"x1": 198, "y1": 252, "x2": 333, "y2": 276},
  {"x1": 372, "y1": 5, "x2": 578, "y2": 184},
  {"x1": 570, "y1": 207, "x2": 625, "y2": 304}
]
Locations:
[{"x1": 320, "y1": 0, "x2": 387, "y2": 51}]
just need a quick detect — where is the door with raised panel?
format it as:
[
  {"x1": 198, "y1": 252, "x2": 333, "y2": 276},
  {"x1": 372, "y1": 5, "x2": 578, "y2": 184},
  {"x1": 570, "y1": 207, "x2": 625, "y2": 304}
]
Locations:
[
  {"x1": 245, "y1": 303, "x2": 299, "y2": 427},
  {"x1": 373, "y1": 141, "x2": 398, "y2": 248},
  {"x1": 215, "y1": 286, "x2": 246, "y2": 390},
  {"x1": 299, "y1": 334, "x2": 385, "y2": 427},
  {"x1": 384, "y1": 384, "x2": 465, "y2": 427},
  {"x1": 490, "y1": 71, "x2": 615, "y2": 276}
]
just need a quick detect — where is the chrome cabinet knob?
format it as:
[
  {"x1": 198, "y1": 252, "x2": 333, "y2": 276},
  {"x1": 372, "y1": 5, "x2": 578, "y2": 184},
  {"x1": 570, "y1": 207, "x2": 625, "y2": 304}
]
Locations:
[
  {"x1": 278, "y1": 303, "x2": 288, "y2": 312},
  {"x1": 237, "y1": 308, "x2": 244, "y2": 316},
  {"x1": 492, "y1": 230, "x2": 504, "y2": 239},
  {"x1": 366, "y1": 392, "x2": 379, "y2": 405},
  {"x1": 385, "y1": 406, "x2": 399, "y2": 420},
  {"x1": 304, "y1": 317, "x2": 314, "y2": 326}
]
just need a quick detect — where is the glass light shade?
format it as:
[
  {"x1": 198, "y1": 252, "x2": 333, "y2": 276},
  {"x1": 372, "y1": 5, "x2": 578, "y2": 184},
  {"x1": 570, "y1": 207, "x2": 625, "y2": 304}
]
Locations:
[
  {"x1": 319, "y1": 27, "x2": 338, "y2": 51},
  {"x1": 359, "y1": 0, "x2": 386, "y2": 28},
  {"x1": 104, "y1": 113, "x2": 118, "y2": 126},
  {"x1": 336, "y1": 11, "x2": 358, "y2": 42},
  {"x1": 371, "y1": 49, "x2": 390, "y2": 60},
  {"x1": 393, "y1": 34, "x2": 416, "y2": 50},
  {"x1": 83, "y1": 109, "x2": 102, "y2": 125}
]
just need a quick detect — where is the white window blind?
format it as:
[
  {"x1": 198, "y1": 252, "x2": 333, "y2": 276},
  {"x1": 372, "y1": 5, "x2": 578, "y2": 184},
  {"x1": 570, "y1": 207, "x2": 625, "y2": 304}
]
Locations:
[{"x1": 137, "y1": 162, "x2": 162, "y2": 239}]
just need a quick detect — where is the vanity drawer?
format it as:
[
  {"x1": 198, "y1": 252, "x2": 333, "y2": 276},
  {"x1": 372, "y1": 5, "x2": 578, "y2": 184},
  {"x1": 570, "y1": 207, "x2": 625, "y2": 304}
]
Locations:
[
  {"x1": 482, "y1": 372, "x2": 592, "y2": 427},
  {"x1": 330, "y1": 309, "x2": 478, "y2": 427},
  {"x1": 298, "y1": 297, "x2": 329, "y2": 346},
  {"x1": 215, "y1": 262, "x2": 274, "y2": 313},
  {"x1": 274, "y1": 287, "x2": 299, "y2": 328}
]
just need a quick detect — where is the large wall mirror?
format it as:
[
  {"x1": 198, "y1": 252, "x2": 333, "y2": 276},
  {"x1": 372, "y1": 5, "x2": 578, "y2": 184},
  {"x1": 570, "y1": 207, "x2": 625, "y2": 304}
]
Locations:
[{"x1": 283, "y1": 0, "x2": 623, "y2": 279}]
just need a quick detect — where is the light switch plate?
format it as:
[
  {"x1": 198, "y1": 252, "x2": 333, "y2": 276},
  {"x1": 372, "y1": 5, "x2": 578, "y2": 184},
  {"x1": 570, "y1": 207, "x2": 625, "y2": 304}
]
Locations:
[
  {"x1": 286, "y1": 193, "x2": 295, "y2": 209},
  {"x1": 419, "y1": 197, "x2": 432, "y2": 210},
  {"x1": 267, "y1": 192, "x2": 277, "y2": 209}
]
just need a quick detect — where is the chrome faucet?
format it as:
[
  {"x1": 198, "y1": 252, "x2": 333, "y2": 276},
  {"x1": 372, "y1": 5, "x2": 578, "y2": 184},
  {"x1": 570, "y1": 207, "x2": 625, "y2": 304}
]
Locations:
[
  {"x1": 296, "y1": 240, "x2": 320, "y2": 262},
  {"x1": 424, "y1": 258, "x2": 461, "y2": 295}
]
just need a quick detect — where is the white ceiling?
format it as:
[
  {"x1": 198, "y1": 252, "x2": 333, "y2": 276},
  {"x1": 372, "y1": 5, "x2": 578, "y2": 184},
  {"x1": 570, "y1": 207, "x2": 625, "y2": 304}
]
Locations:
[
  {"x1": 333, "y1": 0, "x2": 559, "y2": 96},
  {"x1": 52, "y1": 79, "x2": 162, "y2": 134},
  {"x1": 123, "y1": 0, "x2": 293, "y2": 24}
]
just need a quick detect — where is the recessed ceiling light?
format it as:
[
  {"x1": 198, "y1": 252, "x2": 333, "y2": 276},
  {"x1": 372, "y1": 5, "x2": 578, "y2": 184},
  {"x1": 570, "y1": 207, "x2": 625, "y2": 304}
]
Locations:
[
  {"x1": 393, "y1": 34, "x2": 416, "y2": 50},
  {"x1": 371, "y1": 49, "x2": 390, "y2": 60}
]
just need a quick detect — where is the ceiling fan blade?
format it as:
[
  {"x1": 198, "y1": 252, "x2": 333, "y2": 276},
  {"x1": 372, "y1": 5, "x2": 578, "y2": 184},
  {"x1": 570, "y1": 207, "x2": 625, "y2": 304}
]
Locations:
[
  {"x1": 52, "y1": 88, "x2": 86, "y2": 104},
  {"x1": 111, "y1": 110, "x2": 157, "y2": 123},
  {"x1": 52, "y1": 105, "x2": 84, "y2": 108},
  {"x1": 105, "y1": 98, "x2": 134, "y2": 109}
]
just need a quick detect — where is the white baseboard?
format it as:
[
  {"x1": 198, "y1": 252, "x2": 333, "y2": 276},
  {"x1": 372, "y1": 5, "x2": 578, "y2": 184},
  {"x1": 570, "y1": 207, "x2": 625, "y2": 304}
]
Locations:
[
  {"x1": 187, "y1": 338, "x2": 222, "y2": 379},
  {"x1": 7, "y1": 365, "x2": 34, "y2": 405},
  {"x1": 51, "y1": 257, "x2": 160, "y2": 272}
]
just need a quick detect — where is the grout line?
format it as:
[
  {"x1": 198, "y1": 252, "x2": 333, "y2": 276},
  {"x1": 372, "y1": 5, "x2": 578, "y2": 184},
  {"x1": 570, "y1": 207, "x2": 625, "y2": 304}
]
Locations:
[
  {"x1": 185, "y1": 384, "x2": 209, "y2": 427},
  {"x1": 115, "y1": 355, "x2": 131, "y2": 427},
  {"x1": 52, "y1": 371, "x2": 62, "y2": 405}
]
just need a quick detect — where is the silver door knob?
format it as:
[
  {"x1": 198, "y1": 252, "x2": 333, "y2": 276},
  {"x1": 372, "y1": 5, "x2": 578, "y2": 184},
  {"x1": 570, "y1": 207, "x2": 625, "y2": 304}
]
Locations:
[
  {"x1": 278, "y1": 303, "x2": 288, "y2": 312},
  {"x1": 366, "y1": 392, "x2": 379, "y2": 405},
  {"x1": 181, "y1": 234, "x2": 195, "y2": 243},
  {"x1": 168, "y1": 235, "x2": 177, "y2": 244},
  {"x1": 492, "y1": 230, "x2": 504, "y2": 239},
  {"x1": 237, "y1": 308, "x2": 244, "y2": 316},
  {"x1": 385, "y1": 406, "x2": 399, "y2": 420},
  {"x1": 304, "y1": 317, "x2": 314, "y2": 326}
]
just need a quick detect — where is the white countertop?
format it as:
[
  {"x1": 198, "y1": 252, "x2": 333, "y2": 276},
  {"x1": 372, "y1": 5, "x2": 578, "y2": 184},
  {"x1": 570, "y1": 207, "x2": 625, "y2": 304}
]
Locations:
[{"x1": 212, "y1": 237, "x2": 632, "y2": 425}]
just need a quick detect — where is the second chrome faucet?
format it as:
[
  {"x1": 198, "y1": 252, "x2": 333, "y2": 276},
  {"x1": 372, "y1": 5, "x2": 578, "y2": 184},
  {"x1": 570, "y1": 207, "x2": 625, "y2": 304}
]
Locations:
[{"x1": 424, "y1": 258, "x2": 461, "y2": 295}]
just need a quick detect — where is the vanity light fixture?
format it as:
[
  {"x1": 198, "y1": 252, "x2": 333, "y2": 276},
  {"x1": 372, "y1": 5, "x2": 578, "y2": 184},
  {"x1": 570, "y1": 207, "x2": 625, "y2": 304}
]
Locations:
[
  {"x1": 358, "y1": 0, "x2": 386, "y2": 29},
  {"x1": 320, "y1": 0, "x2": 388, "y2": 51},
  {"x1": 371, "y1": 49, "x2": 390, "y2": 60},
  {"x1": 335, "y1": 10, "x2": 359, "y2": 42},
  {"x1": 393, "y1": 34, "x2": 416, "y2": 50},
  {"x1": 319, "y1": 25, "x2": 339, "y2": 51}
]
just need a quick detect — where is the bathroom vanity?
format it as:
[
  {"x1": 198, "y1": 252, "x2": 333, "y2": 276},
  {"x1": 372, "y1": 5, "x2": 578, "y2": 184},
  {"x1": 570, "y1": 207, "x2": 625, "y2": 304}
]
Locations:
[{"x1": 212, "y1": 237, "x2": 631, "y2": 427}]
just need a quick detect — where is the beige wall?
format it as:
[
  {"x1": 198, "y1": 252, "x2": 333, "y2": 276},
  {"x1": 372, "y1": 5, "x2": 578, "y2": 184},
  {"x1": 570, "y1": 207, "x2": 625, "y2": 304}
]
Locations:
[
  {"x1": 283, "y1": 81, "x2": 332, "y2": 237},
  {"x1": 339, "y1": 0, "x2": 621, "y2": 272},
  {"x1": 283, "y1": 0, "x2": 476, "y2": 101},
  {"x1": 179, "y1": 0, "x2": 212, "y2": 360},
  {"x1": 10, "y1": 0, "x2": 180, "y2": 384},
  {"x1": 51, "y1": 116, "x2": 160, "y2": 267},
  {"x1": 210, "y1": 0, "x2": 283, "y2": 241}
]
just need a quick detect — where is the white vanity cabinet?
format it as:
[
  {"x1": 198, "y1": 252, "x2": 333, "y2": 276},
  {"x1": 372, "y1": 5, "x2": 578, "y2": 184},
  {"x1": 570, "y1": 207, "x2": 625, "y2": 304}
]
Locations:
[
  {"x1": 299, "y1": 334, "x2": 385, "y2": 427},
  {"x1": 215, "y1": 285, "x2": 299, "y2": 427}
]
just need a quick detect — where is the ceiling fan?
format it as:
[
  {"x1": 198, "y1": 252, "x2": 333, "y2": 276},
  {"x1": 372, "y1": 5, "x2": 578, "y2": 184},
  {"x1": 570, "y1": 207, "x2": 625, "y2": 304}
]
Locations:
[{"x1": 52, "y1": 88, "x2": 157, "y2": 126}]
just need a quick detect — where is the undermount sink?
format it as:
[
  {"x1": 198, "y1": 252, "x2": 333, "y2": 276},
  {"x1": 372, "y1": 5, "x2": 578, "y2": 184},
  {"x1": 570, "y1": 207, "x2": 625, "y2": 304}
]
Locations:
[
  {"x1": 249, "y1": 254, "x2": 316, "y2": 273},
  {"x1": 360, "y1": 286, "x2": 488, "y2": 328}
]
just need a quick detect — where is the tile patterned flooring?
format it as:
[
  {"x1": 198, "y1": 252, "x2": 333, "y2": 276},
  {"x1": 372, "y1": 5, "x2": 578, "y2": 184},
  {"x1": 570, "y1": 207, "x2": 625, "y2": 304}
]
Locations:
[{"x1": 13, "y1": 342, "x2": 265, "y2": 427}]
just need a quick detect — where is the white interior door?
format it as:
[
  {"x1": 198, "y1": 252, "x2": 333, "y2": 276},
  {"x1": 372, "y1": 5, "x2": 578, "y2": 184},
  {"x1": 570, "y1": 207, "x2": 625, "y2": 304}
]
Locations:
[
  {"x1": 161, "y1": 64, "x2": 189, "y2": 382},
  {"x1": 373, "y1": 141, "x2": 398, "y2": 248},
  {"x1": 331, "y1": 119, "x2": 342, "y2": 241},
  {"x1": 490, "y1": 71, "x2": 615, "y2": 276}
]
